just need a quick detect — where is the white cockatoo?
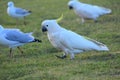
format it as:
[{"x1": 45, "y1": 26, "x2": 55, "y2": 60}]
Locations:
[
  {"x1": 7, "y1": 1, "x2": 32, "y2": 25},
  {"x1": 41, "y1": 15, "x2": 109, "y2": 59},
  {"x1": 0, "y1": 25, "x2": 42, "y2": 57},
  {"x1": 68, "y1": 0, "x2": 112, "y2": 23}
]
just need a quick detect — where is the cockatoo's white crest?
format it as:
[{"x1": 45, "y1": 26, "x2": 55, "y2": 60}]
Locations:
[
  {"x1": 56, "y1": 14, "x2": 64, "y2": 23},
  {"x1": 41, "y1": 15, "x2": 64, "y2": 33}
]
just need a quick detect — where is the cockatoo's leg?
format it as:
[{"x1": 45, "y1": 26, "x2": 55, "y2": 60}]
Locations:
[
  {"x1": 81, "y1": 18, "x2": 85, "y2": 23},
  {"x1": 94, "y1": 19, "x2": 98, "y2": 23},
  {"x1": 93, "y1": 18, "x2": 98, "y2": 23},
  {"x1": 70, "y1": 53, "x2": 75, "y2": 60}
]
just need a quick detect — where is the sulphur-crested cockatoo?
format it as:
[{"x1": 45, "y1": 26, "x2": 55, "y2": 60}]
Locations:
[
  {"x1": 68, "y1": 0, "x2": 112, "y2": 23},
  {"x1": 7, "y1": 1, "x2": 32, "y2": 25},
  {"x1": 41, "y1": 15, "x2": 109, "y2": 59},
  {"x1": 0, "y1": 25, "x2": 42, "y2": 57}
]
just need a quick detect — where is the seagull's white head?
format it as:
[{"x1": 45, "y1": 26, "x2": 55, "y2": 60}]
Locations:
[
  {"x1": 7, "y1": 1, "x2": 14, "y2": 7},
  {"x1": 0, "y1": 25, "x2": 4, "y2": 32},
  {"x1": 41, "y1": 14, "x2": 63, "y2": 33}
]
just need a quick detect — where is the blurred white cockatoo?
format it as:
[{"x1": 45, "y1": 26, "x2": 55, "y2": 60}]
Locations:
[
  {"x1": 68, "y1": 0, "x2": 112, "y2": 23},
  {"x1": 41, "y1": 15, "x2": 109, "y2": 59}
]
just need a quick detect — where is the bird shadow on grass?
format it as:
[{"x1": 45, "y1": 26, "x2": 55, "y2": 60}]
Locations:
[
  {"x1": 10, "y1": 47, "x2": 60, "y2": 59},
  {"x1": 0, "y1": 19, "x2": 16, "y2": 26},
  {"x1": 45, "y1": 47, "x2": 61, "y2": 54},
  {"x1": 98, "y1": 15, "x2": 119, "y2": 24},
  {"x1": 0, "y1": 19, "x2": 28, "y2": 26},
  {"x1": 80, "y1": 52, "x2": 120, "y2": 62}
]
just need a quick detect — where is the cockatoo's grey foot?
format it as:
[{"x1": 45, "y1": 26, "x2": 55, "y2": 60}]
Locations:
[
  {"x1": 94, "y1": 20, "x2": 98, "y2": 23},
  {"x1": 55, "y1": 55, "x2": 67, "y2": 59}
]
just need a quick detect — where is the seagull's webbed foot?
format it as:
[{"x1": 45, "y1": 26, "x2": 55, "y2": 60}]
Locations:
[{"x1": 55, "y1": 55, "x2": 67, "y2": 59}]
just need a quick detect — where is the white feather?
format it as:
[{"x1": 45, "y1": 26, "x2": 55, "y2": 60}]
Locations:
[
  {"x1": 7, "y1": 1, "x2": 31, "y2": 19},
  {"x1": 41, "y1": 20, "x2": 109, "y2": 59},
  {"x1": 68, "y1": 0, "x2": 112, "y2": 23}
]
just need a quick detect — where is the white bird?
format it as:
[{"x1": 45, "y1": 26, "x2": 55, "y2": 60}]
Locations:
[
  {"x1": 0, "y1": 25, "x2": 42, "y2": 57},
  {"x1": 68, "y1": 0, "x2": 112, "y2": 23},
  {"x1": 7, "y1": 1, "x2": 32, "y2": 25},
  {"x1": 41, "y1": 15, "x2": 109, "y2": 59}
]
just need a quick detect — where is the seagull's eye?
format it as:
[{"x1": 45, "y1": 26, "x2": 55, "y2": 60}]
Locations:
[{"x1": 46, "y1": 25, "x2": 48, "y2": 27}]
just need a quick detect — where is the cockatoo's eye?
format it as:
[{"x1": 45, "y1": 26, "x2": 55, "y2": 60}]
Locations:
[{"x1": 46, "y1": 25, "x2": 48, "y2": 27}]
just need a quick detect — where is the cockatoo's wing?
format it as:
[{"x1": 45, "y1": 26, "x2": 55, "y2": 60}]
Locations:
[
  {"x1": 83, "y1": 36, "x2": 109, "y2": 51},
  {"x1": 59, "y1": 30, "x2": 109, "y2": 51},
  {"x1": 79, "y1": 2, "x2": 111, "y2": 15}
]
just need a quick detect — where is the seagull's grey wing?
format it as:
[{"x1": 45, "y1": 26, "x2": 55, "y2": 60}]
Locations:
[
  {"x1": 15, "y1": 7, "x2": 31, "y2": 15},
  {"x1": 4, "y1": 30, "x2": 34, "y2": 43}
]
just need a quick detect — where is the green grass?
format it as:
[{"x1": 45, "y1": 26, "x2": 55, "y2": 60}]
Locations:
[{"x1": 0, "y1": 0, "x2": 120, "y2": 80}]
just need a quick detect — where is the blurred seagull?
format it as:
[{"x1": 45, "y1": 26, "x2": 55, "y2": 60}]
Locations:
[
  {"x1": 68, "y1": 0, "x2": 112, "y2": 23},
  {"x1": 7, "y1": 1, "x2": 32, "y2": 25},
  {"x1": 0, "y1": 25, "x2": 42, "y2": 57}
]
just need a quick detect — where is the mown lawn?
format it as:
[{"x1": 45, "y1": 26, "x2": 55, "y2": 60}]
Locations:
[{"x1": 0, "y1": 0, "x2": 120, "y2": 80}]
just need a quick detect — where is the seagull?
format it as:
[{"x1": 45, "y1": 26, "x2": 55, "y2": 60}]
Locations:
[
  {"x1": 7, "y1": 1, "x2": 32, "y2": 25},
  {"x1": 0, "y1": 25, "x2": 42, "y2": 57}
]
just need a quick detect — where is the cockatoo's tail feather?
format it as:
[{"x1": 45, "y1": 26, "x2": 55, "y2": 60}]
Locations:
[
  {"x1": 100, "y1": 7, "x2": 112, "y2": 14},
  {"x1": 83, "y1": 36, "x2": 109, "y2": 51}
]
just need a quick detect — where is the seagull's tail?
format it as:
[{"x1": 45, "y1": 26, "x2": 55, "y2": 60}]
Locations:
[
  {"x1": 28, "y1": 10, "x2": 32, "y2": 13},
  {"x1": 25, "y1": 10, "x2": 32, "y2": 16},
  {"x1": 32, "y1": 39, "x2": 42, "y2": 43}
]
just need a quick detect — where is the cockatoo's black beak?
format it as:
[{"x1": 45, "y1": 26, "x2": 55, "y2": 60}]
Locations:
[
  {"x1": 42, "y1": 26, "x2": 47, "y2": 32},
  {"x1": 69, "y1": 6, "x2": 73, "y2": 9}
]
